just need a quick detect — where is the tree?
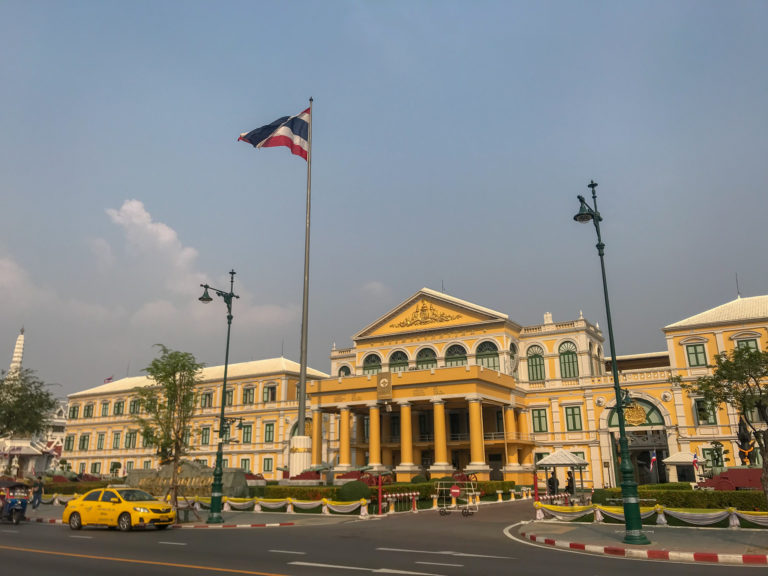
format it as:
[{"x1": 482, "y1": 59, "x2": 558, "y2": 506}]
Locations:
[
  {"x1": 0, "y1": 368, "x2": 57, "y2": 437},
  {"x1": 681, "y1": 346, "x2": 768, "y2": 501},
  {"x1": 133, "y1": 345, "x2": 203, "y2": 509}
]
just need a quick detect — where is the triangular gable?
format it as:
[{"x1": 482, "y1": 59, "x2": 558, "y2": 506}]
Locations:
[{"x1": 354, "y1": 288, "x2": 510, "y2": 340}]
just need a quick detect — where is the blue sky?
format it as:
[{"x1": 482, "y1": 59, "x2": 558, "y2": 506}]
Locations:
[{"x1": 2, "y1": 1, "x2": 767, "y2": 396}]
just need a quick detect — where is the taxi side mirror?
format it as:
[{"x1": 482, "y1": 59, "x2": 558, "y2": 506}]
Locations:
[{"x1": 110, "y1": 498, "x2": 120, "y2": 503}]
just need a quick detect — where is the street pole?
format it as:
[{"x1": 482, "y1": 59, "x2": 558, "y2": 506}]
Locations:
[
  {"x1": 574, "y1": 181, "x2": 649, "y2": 545},
  {"x1": 199, "y1": 270, "x2": 239, "y2": 524}
]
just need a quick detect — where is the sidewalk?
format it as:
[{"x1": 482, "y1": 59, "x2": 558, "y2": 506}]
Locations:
[
  {"x1": 24, "y1": 504, "x2": 362, "y2": 529},
  {"x1": 517, "y1": 520, "x2": 768, "y2": 565}
]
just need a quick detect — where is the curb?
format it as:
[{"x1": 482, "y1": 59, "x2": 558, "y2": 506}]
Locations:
[
  {"x1": 519, "y1": 531, "x2": 768, "y2": 565},
  {"x1": 25, "y1": 517, "x2": 294, "y2": 529}
]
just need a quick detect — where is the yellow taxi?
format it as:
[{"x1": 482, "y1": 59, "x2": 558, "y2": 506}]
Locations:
[{"x1": 63, "y1": 487, "x2": 175, "y2": 531}]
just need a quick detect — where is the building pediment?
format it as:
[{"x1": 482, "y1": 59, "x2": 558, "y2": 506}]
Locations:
[{"x1": 354, "y1": 288, "x2": 512, "y2": 340}]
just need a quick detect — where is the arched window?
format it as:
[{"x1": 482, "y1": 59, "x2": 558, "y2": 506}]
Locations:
[
  {"x1": 589, "y1": 343, "x2": 595, "y2": 376},
  {"x1": 389, "y1": 351, "x2": 409, "y2": 372},
  {"x1": 338, "y1": 365, "x2": 351, "y2": 377},
  {"x1": 363, "y1": 354, "x2": 382, "y2": 375},
  {"x1": 510, "y1": 343, "x2": 519, "y2": 376},
  {"x1": 476, "y1": 341, "x2": 500, "y2": 371},
  {"x1": 559, "y1": 341, "x2": 579, "y2": 379},
  {"x1": 527, "y1": 345, "x2": 545, "y2": 382},
  {"x1": 445, "y1": 344, "x2": 467, "y2": 367},
  {"x1": 607, "y1": 399, "x2": 664, "y2": 427},
  {"x1": 416, "y1": 348, "x2": 437, "y2": 370}
]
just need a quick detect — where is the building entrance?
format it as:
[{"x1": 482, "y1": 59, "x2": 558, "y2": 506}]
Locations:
[{"x1": 610, "y1": 429, "x2": 669, "y2": 485}]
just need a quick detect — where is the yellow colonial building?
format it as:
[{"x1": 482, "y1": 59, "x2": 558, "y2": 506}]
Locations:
[
  {"x1": 307, "y1": 288, "x2": 766, "y2": 488},
  {"x1": 63, "y1": 358, "x2": 329, "y2": 480}
]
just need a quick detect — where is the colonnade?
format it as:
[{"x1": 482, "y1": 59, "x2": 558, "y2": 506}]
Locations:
[{"x1": 310, "y1": 397, "x2": 535, "y2": 477}]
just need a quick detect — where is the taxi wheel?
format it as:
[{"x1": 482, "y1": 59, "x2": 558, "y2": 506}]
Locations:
[
  {"x1": 69, "y1": 512, "x2": 82, "y2": 530},
  {"x1": 118, "y1": 513, "x2": 132, "y2": 532}
]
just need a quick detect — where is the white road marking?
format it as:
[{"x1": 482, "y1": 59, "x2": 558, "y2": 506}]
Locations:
[
  {"x1": 288, "y1": 562, "x2": 443, "y2": 575},
  {"x1": 69, "y1": 535, "x2": 93, "y2": 539},
  {"x1": 158, "y1": 541, "x2": 187, "y2": 546},
  {"x1": 377, "y1": 547, "x2": 513, "y2": 560},
  {"x1": 415, "y1": 561, "x2": 463, "y2": 567},
  {"x1": 268, "y1": 549, "x2": 306, "y2": 555}
]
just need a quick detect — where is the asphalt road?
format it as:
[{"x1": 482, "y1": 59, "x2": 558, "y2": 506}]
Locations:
[{"x1": 0, "y1": 501, "x2": 747, "y2": 575}]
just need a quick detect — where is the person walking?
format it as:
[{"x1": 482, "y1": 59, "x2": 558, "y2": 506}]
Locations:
[
  {"x1": 566, "y1": 471, "x2": 575, "y2": 495},
  {"x1": 31, "y1": 475, "x2": 44, "y2": 509}
]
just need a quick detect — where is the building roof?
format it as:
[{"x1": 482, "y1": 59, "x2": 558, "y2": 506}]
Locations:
[
  {"x1": 664, "y1": 295, "x2": 768, "y2": 330},
  {"x1": 662, "y1": 451, "x2": 696, "y2": 465},
  {"x1": 68, "y1": 357, "x2": 329, "y2": 398}
]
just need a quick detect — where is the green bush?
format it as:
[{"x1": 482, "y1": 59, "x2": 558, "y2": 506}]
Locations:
[
  {"x1": 337, "y1": 481, "x2": 371, "y2": 501},
  {"x1": 592, "y1": 488, "x2": 767, "y2": 511},
  {"x1": 638, "y1": 482, "x2": 693, "y2": 491},
  {"x1": 264, "y1": 485, "x2": 337, "y2": 501},
  {"x1": 411, "y1": 475, "x2": 428, "y2": 484}
]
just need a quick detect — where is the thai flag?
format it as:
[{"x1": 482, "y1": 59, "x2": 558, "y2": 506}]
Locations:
[
  {"x1": 238, "y1": 108, "x2": 310, "y2": 160},
  {"x1": 692, "y1": 453, "x2": 699, "y2": 470},
  {"x1": 649, "y1": 450, "x2": 657, "y2": 472},
  {"x1": 103, "y1": 376, "x2": 113, "y2": 383}
]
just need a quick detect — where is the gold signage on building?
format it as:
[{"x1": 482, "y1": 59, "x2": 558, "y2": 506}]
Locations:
[
  {"x1": 390, "y1": 300, "x2": 461, "y2": 328},
  {"x1": 377, "y1": 372, "x2": 393, "y2": 400},
  {"x1": 624, "y1": 402, "x2": 647, "y2": 426}
]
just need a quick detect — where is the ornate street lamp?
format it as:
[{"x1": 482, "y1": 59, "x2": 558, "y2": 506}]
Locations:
[
  {"x1": 574, "y1": 181, "x2": 650, "y2": 545},
  {"x1": 198, "y1": 269, "x2": 239, "y2": 524}
]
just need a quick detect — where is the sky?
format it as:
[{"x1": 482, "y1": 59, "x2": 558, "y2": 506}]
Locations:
[{"x1": 2, "y1": 1, "x2": 767, "y2": 398}]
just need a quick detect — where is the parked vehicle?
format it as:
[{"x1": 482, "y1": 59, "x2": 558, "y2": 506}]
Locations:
[
  {"x1": 0, "y1": 480, "x2": 29, "y2": 525},
  {"x1": 63, "y1": 487, "x2": 175, "y2": 531}
]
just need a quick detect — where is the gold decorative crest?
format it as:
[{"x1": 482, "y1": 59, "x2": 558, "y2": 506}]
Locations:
[
  {"x1": 624, "y1": 402, "x2": 647, "y2": 426},
  {"x1": 390, "y1": 300, "x2": 461, "y2": 328}
]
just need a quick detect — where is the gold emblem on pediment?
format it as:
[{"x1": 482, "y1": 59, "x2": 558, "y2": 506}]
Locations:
[
  {"x1": 390, "y1": 300, "x2": 462, "y2": 328},
  {"x1": 624, "y1": 402, "x2": 647, "y2": 426}
]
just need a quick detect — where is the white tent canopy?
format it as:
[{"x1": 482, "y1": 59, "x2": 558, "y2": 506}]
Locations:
[
  {"x1": 534, "y1": 449, "x2": 589, "y2": 469},
  {"x1": 662, "y1": 451, "x2": 696, "y2": 465}
]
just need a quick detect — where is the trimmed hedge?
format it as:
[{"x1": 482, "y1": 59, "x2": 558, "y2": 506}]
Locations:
[{"x1": 593, "y1": 487, "x2": 767, "y2": 511}]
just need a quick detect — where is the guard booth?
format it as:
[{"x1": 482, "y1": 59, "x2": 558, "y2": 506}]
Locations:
[{"x1": 533, "y1": 449, "x2": 589, "y2": 502}]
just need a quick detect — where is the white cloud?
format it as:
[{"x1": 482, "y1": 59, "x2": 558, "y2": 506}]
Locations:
[{"x1": 362, "y1": 281, "x2": 390, "y2": 299}]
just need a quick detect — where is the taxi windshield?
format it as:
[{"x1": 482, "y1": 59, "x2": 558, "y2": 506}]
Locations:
[{"x1": 116, "y1": 489, "x2": 155, "y2": 502}]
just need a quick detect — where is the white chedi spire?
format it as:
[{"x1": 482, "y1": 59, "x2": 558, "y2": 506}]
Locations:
[{"x1": 9, "y1": 327, "x2": 24, "y2": 374}]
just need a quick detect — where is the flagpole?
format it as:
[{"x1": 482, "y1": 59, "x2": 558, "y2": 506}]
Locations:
[{"x1": 297, "y1": 97, "x2": 312, "y2": 441}]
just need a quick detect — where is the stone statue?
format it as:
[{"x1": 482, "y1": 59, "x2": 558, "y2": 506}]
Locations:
[{"x1": 737, "y1": 414, "x2": 756, "y2": 466}]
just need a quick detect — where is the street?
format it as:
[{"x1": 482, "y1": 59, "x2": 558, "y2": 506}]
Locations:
[{"x1": 0, "y1": 501, "x2": 746, "y2": 575}]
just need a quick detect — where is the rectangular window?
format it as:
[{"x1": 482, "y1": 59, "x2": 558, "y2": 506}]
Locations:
[
  {"x1": 702, "y1": 448, "x2": 723, "y2": 468},
  {"x1": 78, "y1": 434, "x2": 90, "y2": 451},
  {"x1": 64, "y1": 435, "x2": 75, "y2": 451},
  {"x1": 695, "y1": 399, "x2": 717, "y2": 425},
  {"x1": 143, "y1": 460, "x2": 152, "y2": 469},
  {"x1": 113, "y1": 401, "x2": 124, "y2": 415},
  {"x1": 264, "y1": 422, "x2": 274, "y2": 443},
  {"x1": 124, "y1": 431, "x2": 137, "y2": 449},
  {"x1": 90, "y1": 462, "x2": 101, "y2": 474},
  {"x1": 78, "y1": 462, "x2": 86, "y2": 474},
  {"x1": 496, "y1": 410, "x2": 504, "y2": 432},
  {"x1": 83, "y1": 404, "x2": 94, "y2": 418},
  {"x1": 201, "y1": 427, "x2": 211, "y2": 445},
  {"x1": 565, "y1": 406, "x2": 583, "y2": 431},
  {"x1": 68, "y1": 405, "x2": 79, "y2": 419},
  {"x1": 225, "y1": 389, "x2": 234, "y2": 406},
  {"x1": 112, "y1": 432, "x2": 121, "y2": 449},
  {"x1": 97, "y1": 433, "x2": 105, "y2": 450},
  {"x1": 126, "y1": 461, "x2": 134, "y2": 471},
  {"x1": 571, "y1": 451, "x2": 585, "y2": 460},
  {"x1": 737, "y1": 339, "x2": 758, "y2": 351},
  {"x1": 263, "y1": 457, "x2": 273, "y2": 472},
  {"x1": 142, "y1": 434, "x2": 152, "y2": 448},
  {"x1": 390, "y1": 414, "x2": 400, "y2": 441},
  {"x1": 535, "y1": 452, "x2": 550, "y2": 462},
  {"x1": 129, "y1": 399, "x2": 141, "y2": 414},
  {"x1": 686, "y1": 344, "x2": 707, "y2": 367},
  {"x1": 182, "y1": 429, "x2": 191, "y2": 446},
  {"x1": 201, "y1": 392, "x2": 213, "y2": 408},
  {"x1": 531, "y1": 408, "x2": 548, "y2": 433},
  {"x1": 243, "y1": 388, "x2": 255, "y2": 404},
  {"x1": 263, "y1": 386, "x2": 277, "y2": 403},
  {"x1": 241, "y1": 424, "x2": 252, "y2": 444},
  {"x1": 101, "y1": 402, "x2": 110, "y2": 417},
  {"x1": 240, "y1": 458, "x2": 250, "y2": 472}
]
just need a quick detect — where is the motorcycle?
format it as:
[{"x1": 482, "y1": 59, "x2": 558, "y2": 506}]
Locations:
[{"x1": 0, "y1": 480, "x2": 29, "y2": 525}]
